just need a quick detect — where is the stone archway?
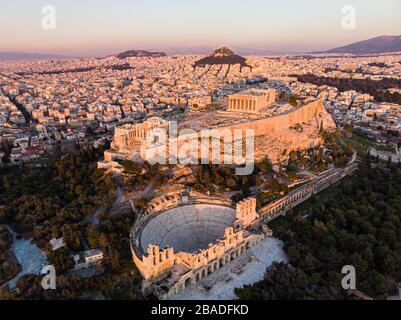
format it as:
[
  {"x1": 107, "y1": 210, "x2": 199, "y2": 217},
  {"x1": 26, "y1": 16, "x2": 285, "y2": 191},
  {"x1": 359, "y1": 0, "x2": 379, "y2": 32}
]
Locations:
[
  {"x1": 225, "y1": 255, "x2": 231, "y2": 264},
  {"x1": 207, "y1": 265, "x2": 213, "y2": 275},
  {"x1": 171, "y1": 286, "x2": 179, "y2": 296},
  {"x1": 184, "y1": 277, "x2": 193, "y2": 289}
]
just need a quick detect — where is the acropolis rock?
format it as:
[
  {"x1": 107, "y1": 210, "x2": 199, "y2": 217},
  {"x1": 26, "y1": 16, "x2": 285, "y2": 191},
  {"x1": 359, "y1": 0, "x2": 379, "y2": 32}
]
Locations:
[{"x1": 99, "y1": 92, "x2": 336, "y2": 170}]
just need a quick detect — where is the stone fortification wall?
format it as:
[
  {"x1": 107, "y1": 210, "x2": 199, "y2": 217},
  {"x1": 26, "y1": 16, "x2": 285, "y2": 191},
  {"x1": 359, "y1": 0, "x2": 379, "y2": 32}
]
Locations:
[{"x1": 224, "y1": 99, "x2": 335, "y2": 135}]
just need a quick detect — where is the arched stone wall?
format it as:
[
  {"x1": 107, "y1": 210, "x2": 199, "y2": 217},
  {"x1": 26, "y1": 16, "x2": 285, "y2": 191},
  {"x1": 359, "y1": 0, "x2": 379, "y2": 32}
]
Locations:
[{"x1": 258, "y1": 163, "x2": 358, "y2": 223}]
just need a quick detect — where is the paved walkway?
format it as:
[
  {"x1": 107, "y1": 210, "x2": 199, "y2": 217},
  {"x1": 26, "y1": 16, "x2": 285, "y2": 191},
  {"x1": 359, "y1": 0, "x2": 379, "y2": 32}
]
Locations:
[
  {"x1": 5, "y1": 226, "x2": 48, "y2": 290},
  {"x1": 171, "y1": 237, "x2": 288, "y2": 300}
]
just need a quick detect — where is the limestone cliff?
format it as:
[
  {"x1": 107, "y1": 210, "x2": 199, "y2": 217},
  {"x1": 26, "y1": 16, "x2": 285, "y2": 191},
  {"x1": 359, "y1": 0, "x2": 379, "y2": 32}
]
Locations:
[{"x1": 225, "y1": 100, "x2": 336, "y2": 163}]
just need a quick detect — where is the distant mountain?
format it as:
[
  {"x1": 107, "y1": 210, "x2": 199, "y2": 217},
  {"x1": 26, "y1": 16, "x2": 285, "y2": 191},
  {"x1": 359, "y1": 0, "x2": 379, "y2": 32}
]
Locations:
[
  {"x1": 115, "y1": 50, "x2": 167, "y2": 59},
  {"x1": 210, "y1": 47, "x2": 236, "y2": 57},
  {"x1": 159, "y1": 45, "x2": 215, "y2": 55},
  {"x1": 323, "y1": 36, "x2": 401, "y2": 54},
  {"x1": 151, "y1": 45, "x2": 280, "y2": 56},
  {"x1": 0, "y1": 52, "x2": 73, "y2": 60},
  {"x1": 232, "y1": 47, "x2": 281, "y2": 56}
]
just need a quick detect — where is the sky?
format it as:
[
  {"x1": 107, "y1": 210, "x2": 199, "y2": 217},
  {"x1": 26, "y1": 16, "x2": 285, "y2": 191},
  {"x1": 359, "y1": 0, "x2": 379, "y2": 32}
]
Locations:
[{"x1": 0, "y1": 0, "x2": 400, "y2": 56}]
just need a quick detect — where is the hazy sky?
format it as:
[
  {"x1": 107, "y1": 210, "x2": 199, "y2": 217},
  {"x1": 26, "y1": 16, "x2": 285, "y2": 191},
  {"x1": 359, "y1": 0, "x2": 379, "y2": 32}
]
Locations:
[{"x1": 0, "y1": 0, "x2": 400, "y2": 56}]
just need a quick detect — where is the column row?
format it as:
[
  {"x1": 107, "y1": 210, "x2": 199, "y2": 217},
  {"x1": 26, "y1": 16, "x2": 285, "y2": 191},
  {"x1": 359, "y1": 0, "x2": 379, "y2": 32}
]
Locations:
[{"x1": 229, "y1": 98, "x2": 257, "y2": 112}]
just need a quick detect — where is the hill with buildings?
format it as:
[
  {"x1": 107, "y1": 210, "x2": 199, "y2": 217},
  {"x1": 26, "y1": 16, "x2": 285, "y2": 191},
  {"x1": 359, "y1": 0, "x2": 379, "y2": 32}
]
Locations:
[
  {"x1": 115, "y1": 50, "x2": 167, "y2": 59},
  {"x1": 194, "y1": 47, "x2": 252, "y2": 71}
]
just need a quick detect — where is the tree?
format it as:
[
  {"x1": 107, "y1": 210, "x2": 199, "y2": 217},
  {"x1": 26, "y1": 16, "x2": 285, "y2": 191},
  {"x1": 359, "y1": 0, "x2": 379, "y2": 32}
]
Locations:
[
  {"x1": 241, "y1": 176, "x2": 250, "y2": 197},
  {"x1": 289, "y1": 95, "x2": 298, "y2": 107},
  {"x1": 226, "y1": 177, "x2": 237, "y2": 189},
  {"x1": 344, "y1": 124, "x2": 353, "y2": 133},
  {"x1": 0, "y1": 141, "x2": 13, "y2": 164},
  {"x1": 345, "y1": 143, "x2": 354, "y2": 157},
  {"x1": 136, "y1": 198, "x2": 148, "y2": 209},
  {"x1": 236, "y1": 162, "x2": 401, "y2": 299}
]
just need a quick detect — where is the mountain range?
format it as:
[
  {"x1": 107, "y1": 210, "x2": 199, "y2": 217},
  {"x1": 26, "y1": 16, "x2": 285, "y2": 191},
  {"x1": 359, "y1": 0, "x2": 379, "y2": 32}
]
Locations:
[
  {"x1": 151, "y1": 45, "x2": 280, "y2": 56},
  {"x1": 1, "y1": 35, "x2": 400, "y2": 60},
  {"x1": 321, "y1": 35, "x2": 401, "y2": 54},
  {"x1": 0, "y1": 52, "x2": 73, "y2": 60},
  {"x1": 115, "y1": 50, "x2": 167, "y2": 59}
]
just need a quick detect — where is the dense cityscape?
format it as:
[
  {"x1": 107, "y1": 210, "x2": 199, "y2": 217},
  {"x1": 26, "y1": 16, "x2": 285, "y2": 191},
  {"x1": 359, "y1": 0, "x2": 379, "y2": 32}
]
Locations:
[{"x1": 1, "y1": 53, "x2": 401, "y2": 164}]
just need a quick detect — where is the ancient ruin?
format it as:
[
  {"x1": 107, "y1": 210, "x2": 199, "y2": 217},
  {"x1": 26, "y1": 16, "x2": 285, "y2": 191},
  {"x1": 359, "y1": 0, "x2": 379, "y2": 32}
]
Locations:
[
  {"x1": 96, "y1": 84, "x2": 351, "y2": 298},
  {"x1": 130, "y1": 162, "x2": 358, "y2": 299},
  {"x1": 227, "y1": 89, "x2": 276, "y2": 114},
  {"x1": 130, "y1": 199, "x2": 267, "y2": 299},
  {"x1": 99, "y1": 92, "x2": 336, "y2": 171}
]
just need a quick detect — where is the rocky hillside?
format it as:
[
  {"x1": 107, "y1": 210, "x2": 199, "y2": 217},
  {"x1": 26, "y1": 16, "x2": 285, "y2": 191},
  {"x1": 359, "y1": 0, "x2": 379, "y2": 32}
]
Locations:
[{"x1": 324, "y1": 35, "x2": 401, "y2": 54}]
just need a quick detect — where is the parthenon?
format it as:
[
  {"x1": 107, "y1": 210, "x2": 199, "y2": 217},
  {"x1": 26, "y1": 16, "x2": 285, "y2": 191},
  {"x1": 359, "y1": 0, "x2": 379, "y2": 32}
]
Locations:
[{"x1": 227, "y1": 89, "x2": 276, "y2": 114}]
